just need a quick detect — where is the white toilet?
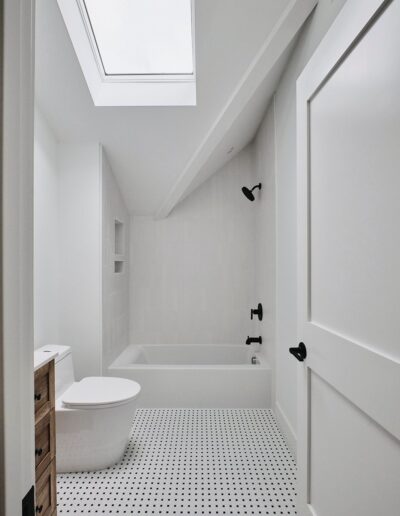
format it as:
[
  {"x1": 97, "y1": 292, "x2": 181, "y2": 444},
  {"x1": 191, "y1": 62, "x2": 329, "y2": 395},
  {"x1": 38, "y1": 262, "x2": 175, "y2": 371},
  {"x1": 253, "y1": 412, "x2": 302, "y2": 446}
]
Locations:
[{"x1": 40, "y1": 345, "x2": 141, "y2": 473}]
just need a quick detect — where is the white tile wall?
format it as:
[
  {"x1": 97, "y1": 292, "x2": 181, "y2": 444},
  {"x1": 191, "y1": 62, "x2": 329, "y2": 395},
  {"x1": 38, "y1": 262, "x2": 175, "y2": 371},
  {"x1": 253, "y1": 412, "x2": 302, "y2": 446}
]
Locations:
[
  {"x1": 253, "y1": 106, "x2": 276, "y2": 371},
  {"x1": 129, "y1": 147, "x2": 258, "y2": 346},
  {"x1": 102, "y1": 149, "x2": 130, "y2": 370}
]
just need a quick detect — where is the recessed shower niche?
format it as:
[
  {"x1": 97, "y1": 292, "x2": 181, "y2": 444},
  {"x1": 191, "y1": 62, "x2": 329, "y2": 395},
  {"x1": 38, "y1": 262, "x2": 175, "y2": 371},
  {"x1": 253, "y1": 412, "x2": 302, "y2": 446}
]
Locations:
[
  {"x1": 114, "y1": 260, "x2": 124, "y2": 273},
  {"x1": 114, "y1": 219, "x2": 125, "y2": 273}
]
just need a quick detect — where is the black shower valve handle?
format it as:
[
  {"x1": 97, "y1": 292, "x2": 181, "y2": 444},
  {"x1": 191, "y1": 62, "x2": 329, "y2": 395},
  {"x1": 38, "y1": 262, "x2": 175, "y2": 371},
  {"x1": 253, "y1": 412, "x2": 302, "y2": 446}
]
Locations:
[{"x1": 250, "y1": 303, "x2": 263, "y2": 321}]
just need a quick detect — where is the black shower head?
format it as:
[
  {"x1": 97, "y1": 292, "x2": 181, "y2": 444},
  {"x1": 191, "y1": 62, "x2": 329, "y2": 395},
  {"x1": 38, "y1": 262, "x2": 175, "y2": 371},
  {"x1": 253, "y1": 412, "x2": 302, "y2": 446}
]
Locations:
[
  {"x1": 242, "y1": 183, "x2": 262, "y2": 201},
  {"x1": 242, "y1": 186, "x2": 255, "y2": 201}
]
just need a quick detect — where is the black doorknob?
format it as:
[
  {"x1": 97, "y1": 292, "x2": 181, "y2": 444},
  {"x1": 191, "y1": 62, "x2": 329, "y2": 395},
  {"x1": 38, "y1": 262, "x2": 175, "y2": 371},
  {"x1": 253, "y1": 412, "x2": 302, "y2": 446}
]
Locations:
[{"x1": 289, "y1": 342, "x2": 307, "y2": 362}]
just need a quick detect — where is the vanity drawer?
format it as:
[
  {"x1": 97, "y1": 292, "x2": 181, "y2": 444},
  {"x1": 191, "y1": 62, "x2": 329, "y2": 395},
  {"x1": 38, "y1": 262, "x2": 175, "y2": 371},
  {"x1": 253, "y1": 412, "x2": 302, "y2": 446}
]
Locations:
[
  {"x1": 34, "y1": 361, "x2": 54, "y2": 418},
  {"x1": 35, "y1": 409, "x2": 55, "y2": 479},
  {"x1": 35, "y1": 460, "x2": 57, "y2": 516}
]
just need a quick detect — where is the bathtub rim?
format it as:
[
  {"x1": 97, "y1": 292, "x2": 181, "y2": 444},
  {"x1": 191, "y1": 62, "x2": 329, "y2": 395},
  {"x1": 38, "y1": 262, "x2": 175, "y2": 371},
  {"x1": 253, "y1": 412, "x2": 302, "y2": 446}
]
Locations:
[{"x1": 108, "y1": 344, "x2": 270, "y2": 371}]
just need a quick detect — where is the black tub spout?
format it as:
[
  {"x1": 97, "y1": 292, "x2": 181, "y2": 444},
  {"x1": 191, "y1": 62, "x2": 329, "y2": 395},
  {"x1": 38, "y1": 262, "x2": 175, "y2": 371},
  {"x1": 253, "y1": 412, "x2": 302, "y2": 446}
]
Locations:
[{"x1": 246, "y1": 336, "x2": 262, "y2": 345}]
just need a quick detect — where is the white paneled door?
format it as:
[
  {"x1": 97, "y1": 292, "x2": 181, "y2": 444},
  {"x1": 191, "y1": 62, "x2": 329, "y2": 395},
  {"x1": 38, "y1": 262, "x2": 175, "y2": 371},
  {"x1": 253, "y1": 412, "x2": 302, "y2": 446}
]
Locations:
[{"x1": 296, "y1": 0, "x2": 400, "y2": 515}]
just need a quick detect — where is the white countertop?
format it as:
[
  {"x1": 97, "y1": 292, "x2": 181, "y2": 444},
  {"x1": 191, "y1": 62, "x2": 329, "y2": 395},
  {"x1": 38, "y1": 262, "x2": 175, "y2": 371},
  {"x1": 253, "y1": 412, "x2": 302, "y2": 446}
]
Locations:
[{"x1": 34, "y1": 349, "x2": 58, "y2": 371}]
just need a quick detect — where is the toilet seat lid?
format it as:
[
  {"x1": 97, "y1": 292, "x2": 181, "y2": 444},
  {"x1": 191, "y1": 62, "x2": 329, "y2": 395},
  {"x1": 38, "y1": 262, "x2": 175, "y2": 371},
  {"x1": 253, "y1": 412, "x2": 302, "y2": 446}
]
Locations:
[{"x1": 62, "y1": 377, "x2": 141, "y2": 408}]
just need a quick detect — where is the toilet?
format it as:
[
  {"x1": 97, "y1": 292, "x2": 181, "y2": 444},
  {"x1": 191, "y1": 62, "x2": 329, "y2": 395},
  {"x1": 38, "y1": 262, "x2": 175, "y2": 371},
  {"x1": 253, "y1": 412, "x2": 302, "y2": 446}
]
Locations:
[{"x1": 39, "y1": 345, "x2": 141, "y2": 473}]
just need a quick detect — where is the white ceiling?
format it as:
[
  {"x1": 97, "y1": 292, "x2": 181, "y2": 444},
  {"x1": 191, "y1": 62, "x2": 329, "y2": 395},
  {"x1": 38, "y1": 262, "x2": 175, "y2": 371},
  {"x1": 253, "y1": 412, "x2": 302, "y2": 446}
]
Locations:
[{"x1": 35, "y1": 0, "x2": 315, "y2": 216}]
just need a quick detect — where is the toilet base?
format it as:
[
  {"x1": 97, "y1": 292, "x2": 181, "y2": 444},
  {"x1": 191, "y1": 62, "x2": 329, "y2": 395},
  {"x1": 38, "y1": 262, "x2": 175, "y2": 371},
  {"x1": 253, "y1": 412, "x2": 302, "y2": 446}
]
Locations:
[{"x1": 56, "y1": 398, "x2": 137, "y2": 473}]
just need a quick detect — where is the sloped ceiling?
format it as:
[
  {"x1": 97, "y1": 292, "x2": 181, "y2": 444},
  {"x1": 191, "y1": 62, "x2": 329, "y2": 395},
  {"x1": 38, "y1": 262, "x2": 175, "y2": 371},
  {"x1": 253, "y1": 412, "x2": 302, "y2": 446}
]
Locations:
[{"x1": 35, "y1": 0, "x2": 316, "y2": 216}]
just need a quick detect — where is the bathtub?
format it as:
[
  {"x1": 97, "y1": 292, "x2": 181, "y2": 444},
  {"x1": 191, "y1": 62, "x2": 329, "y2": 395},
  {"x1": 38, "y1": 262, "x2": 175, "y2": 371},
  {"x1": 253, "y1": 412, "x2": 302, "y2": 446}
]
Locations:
[{"x1": 108, "y1": 344, "x2": 271, "y2": 408}]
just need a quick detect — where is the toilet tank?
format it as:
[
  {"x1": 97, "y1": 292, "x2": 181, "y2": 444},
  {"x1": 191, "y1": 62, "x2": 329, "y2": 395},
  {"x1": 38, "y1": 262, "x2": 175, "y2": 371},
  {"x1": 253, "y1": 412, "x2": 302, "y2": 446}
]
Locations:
[{"x1": 39, "y1": 345, "x2": 75, "y2": 399}]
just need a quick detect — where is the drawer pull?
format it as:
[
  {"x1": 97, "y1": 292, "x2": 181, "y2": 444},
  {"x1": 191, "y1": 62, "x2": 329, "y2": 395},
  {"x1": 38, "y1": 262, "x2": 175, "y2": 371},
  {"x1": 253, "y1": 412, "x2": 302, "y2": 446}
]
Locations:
[
  {"x1": 35, "y1": 505, "x2": 43, "y2": 513},
  {"x1": 34, "y1": 393, "x2": 42, "y2": 401},
  {"x1": 35, "y1": 448, "x2": 43, "y2": 456}
]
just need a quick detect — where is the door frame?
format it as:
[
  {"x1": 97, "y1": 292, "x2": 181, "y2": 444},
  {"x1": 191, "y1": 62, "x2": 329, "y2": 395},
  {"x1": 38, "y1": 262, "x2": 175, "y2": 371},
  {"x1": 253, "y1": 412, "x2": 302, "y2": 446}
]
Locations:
[
  {"x1": 0, "y1": 0, "x2": 4, "y2": 507},
  {"x1": 296, "y1": 0, "x2": 396, "y2": 514},
  {"x1": 1, "y1": 0, "x2": 35, "y2": 513}
]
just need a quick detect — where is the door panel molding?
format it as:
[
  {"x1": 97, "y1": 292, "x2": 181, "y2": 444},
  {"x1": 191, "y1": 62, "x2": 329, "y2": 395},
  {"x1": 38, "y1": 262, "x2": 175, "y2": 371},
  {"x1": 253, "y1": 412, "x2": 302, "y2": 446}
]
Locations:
[{"x1": 305, "y1": 324, "x2": 400, "y2": 440}]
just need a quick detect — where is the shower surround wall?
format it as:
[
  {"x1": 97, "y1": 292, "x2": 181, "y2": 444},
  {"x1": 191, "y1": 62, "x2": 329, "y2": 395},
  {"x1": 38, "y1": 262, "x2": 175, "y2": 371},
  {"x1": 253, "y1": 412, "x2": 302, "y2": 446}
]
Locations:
[
  {"x1": 129, "y1": 147, "x2": 257, "y2": 346},
  {"x1": 102, "y1": 150, "x2": 130, "y2": 371},
  {"x1": 253, "y1": 106, "x2": 276, "y2": 403},
  {"x1": 34, "y1": 109, "x2": 129, "y2": 378}
]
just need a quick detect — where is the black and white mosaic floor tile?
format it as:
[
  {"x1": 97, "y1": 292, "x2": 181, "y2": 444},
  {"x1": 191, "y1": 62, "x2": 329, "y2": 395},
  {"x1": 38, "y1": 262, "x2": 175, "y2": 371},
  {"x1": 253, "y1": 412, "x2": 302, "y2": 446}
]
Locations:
[{"x1": 57, "y1": 409, "x2": 297, "y2": 515}]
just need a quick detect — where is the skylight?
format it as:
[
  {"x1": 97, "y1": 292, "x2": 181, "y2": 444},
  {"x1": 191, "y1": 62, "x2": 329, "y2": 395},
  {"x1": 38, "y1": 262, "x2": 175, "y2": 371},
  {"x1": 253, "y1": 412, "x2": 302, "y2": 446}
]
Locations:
[
  {"x1": 57, "y1": 0, "x2": 196, "y2": 106},
  {"x1": 83, "y1": 0, "x2": 194, "y2": 76}
]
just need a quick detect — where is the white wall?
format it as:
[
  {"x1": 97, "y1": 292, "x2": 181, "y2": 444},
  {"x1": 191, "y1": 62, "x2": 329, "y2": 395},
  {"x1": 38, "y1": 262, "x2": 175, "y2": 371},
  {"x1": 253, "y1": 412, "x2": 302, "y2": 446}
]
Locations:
[
  {"x1": 58, "y1": 144, "x2": 102, "y2": 379},
  {"x1": 34, "y1": 108, "x2": 60, "y2": 349},
  {"x1": 102, "y1": 149, "x2": 130, "y2": 370},
  {"x1": 34, "y1": 125, "x2": 128, "y2": 377},
  {"x1": 253, "y1": 0, "x2": 347, "y2": 454},
  {"x1": 129, "y1": 147, "x2": 257, "y2": 346},
  {"x1": 34, "y1": 128, "x2": 129, "y2": 378}
]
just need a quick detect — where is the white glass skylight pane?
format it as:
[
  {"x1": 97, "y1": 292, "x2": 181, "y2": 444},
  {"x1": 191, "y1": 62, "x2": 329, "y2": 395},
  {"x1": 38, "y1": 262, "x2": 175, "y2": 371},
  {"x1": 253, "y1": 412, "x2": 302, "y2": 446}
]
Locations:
[{"x1": 83, "y1": 0, "x2": 194, "y2": 76}]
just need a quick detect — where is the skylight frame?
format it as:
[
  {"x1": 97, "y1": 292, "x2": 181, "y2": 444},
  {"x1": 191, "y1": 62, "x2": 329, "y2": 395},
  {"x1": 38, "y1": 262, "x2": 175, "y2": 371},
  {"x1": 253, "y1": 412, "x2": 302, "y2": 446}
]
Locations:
[
  {"x1": 81, "y1": 0, "x2": 195, "y2": 78},
  {"x1": 57, "y1": 0, "x2": 197, "y2": 106}
]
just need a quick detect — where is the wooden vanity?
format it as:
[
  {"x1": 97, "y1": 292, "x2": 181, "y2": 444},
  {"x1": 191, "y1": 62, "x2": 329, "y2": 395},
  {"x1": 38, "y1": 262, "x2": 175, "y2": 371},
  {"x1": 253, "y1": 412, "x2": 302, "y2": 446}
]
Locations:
[{"x1": 34, "y1": 358, "x2": 57, "y2": 515}]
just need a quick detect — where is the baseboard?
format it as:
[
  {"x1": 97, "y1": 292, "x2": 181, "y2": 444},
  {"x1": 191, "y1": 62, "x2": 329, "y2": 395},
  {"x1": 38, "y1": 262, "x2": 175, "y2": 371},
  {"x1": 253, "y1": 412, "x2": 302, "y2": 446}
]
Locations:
[{"x1": 274, "y1": 402, "x2": 297, "y2": 460}]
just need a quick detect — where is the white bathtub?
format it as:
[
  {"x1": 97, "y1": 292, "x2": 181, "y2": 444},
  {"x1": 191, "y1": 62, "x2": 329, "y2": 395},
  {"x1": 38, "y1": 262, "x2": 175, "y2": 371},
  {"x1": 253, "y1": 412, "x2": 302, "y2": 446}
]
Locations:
[{"x1": 108, "y1": 344, "x2": 271, "y2": 408}]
